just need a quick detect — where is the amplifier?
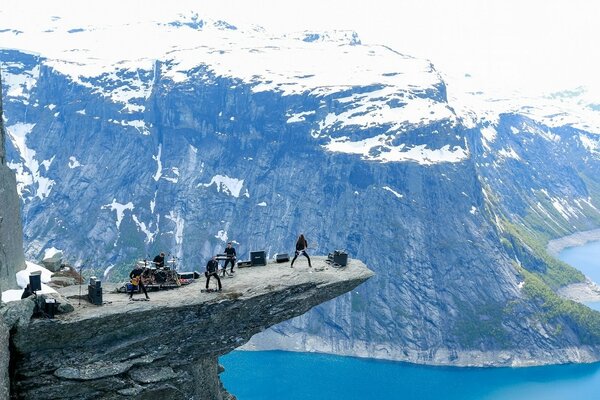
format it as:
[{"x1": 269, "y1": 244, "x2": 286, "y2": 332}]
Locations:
[
  {"x1": 237, "y1": 260, "x2": 252, "y2": 268},
  {"x1": 333, "y1": 250, "x2": 348, "y2": 267},
  {"x1": 275, "y1": 253, "x2": 290, "y2": 263},
  {"x1": 29, "y1": 271, "x2": 42, "y2": 292},
  {"x1": 88, "y1": 285, "x2": 103, "y2": 305},
  {"x1": 178, "y1": 271, "x2": 201, "y2": 280},
  {"x1": 250, "y1": 251, "x2": 267, "y2": 266}
]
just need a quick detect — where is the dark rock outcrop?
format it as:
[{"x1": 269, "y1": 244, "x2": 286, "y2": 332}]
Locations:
[
  {"x1": 0, "y1": 69, "x2": 25, "y2": 293},
  {"x1": 8, "y1": 257, "x2": 372, "y2": 399}
]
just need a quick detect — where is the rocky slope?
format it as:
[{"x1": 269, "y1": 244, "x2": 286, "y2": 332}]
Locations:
[
  {"x1": 2, "y1": 12, "x2": 600, "y2": 366},
  {"x1": 5, "y1": 257, "x2": 372, "y2": 399}
]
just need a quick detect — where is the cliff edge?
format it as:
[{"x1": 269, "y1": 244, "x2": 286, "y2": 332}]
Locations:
[
  {"x1": 7, "y1": 257, "x2": 373, "y2": 399},
  {"x1": 0, "y1": 68, "x2": 25, "y2": 294}
]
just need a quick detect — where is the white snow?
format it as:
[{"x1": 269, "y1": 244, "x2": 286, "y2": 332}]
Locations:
[
  {"x1": 132, "y1": 215, "x2": 157, "y2": 244},
  {"x1": 580, "y1": 134, "x2": 599, "y2": 153},
  {"x1": 42, "y1": 247, "x2": 62, "y2": 260},
  {"x1": 470, "y1": 206, "x2": 477, "y2": 214},
  {"x1": 257, "y1": 201, "x2": 267, "y2": 207},
  {"x1": 101, "y1": 199, "x2": 134, "y2": 229},
  {"x1": 497, "y1": 147, "x2": 521, "y2": 160},
  {"x1": 2, "y1": 261, "x2": 57, "y2": 303},
  {"x1": 103, "y1": 264, "x2": 115, "y2": 279},
  {"x1": 199, "y1": 175, "x2": 245, "y2": 197},
  {"x1": 68, "y1": 156, "x2": 82, "y2": 168},
  {"x1": 215, "y1": 230, "x2": 228, "y2": 242},
  {"x1": 323, "y1": 135, "x2": 469, "y2": 165},
  {"x1": 1, "y1": 63, "x2": 39, "y2": 100},
  {"x1": 153, "y1": 144, "x2": 163, "y2": 182},
  {"x1": 287, "y1": 110, "x2": 315, "y2": 123},
  {"x1": 382, "y1": 186, "x2": 403, "y2": 198},
  {"x1": 76, "y1": 109, "x2": 86, "y2": 115},
  {"x1": 480, "y1": 126, "x2": 497, "y2": 151},
  {"x1": 150, "y1": 190, "x2": 157, "y2": 214},
  {"x1": 165, "y1": 210, "x2": 185, "y2": 259},
  {"x1": 6, "y1": 122, "x2": 55, "y2": 199}
]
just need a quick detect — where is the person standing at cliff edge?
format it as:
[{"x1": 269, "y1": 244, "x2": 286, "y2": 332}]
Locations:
[
  {"x1": 205, "y1": 256, "x2": 222, "y2": 291},
  {"x1": 290, "y1": 234, "x2": 312, "y2": 269}
]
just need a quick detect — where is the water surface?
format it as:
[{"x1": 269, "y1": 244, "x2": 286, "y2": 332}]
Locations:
[{"x1": 220, "y1": 240, "x2": 600, "y2": 399}]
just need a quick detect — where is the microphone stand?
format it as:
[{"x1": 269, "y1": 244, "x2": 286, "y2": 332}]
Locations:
[{"x1": 78, "y1": 260, "x2": 87, "y2": 307}]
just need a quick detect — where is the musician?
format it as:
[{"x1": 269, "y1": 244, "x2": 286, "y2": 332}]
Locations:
[
  {"x1": 290, "y1": 233, "x2": 312, "y2": 268},
  {"x1": 205, "y1": 256, "x2": 222, "y2": 291},
  {"x1": 223, "y1": 242, "x2": 237, "y2": 275},
  {"x1": 129, "y1": 264, "x2": 150, "y2": 300},
  {"x1": 153, "y1": 252, "x2": 165, "y2": 269}
]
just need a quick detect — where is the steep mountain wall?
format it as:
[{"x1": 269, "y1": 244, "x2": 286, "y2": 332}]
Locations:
[{"x1": 0, "y1": 68, "x2": 25, "y2": 294}]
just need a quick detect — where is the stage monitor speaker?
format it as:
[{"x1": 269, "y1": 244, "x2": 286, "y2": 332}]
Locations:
[
  {"x1": 29, "y1": 271, "x2": 42, "y2": 292},
  {"x1": 178, "y1": 271, "x2": 201, "y2": 280},
  {"x1": 275, "y1": 253, "x2": 290, "y2": 263},
  {"x1": 251, "y1": 251, "x2": 267, "y2": 266},
  {"x1": 237, "y1": 260, "x2": 252, "y2": 268},
  {"x1": 333, "y1": 251, "x2": 348, "y2": 267}
]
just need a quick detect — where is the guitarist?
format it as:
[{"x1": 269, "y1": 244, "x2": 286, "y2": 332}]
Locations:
[
  {"x1": 205, "y1": 256, "x2": 222, "y2": 291},
  {"x1": 129, "y1": 264, "x2": 150, "y2": 300}
]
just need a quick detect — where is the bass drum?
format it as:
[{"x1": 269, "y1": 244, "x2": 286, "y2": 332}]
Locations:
[{"x1": 155, "y1": 270, "x2": 167, "y2": 283}]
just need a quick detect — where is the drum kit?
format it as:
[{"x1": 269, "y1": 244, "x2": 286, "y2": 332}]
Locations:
[{"x1": 137, "y1": 257, "x2": 181, "y2": 288}]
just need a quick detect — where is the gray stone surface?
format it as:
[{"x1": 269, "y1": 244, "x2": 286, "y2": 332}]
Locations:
[
  {"x1": 10, "y1": 257, "x2": 372, "y2": 399},
  {"x1": 0, "y1": 68, "x2": 25, "y2": 293},
  {"x1": 0, "y1": 297, "x2": 35, "y2": 328}
]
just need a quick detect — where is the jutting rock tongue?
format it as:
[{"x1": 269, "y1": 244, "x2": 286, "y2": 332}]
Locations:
[{"x1": 0, "y1": 67, "x2": 26, "y2": 294}]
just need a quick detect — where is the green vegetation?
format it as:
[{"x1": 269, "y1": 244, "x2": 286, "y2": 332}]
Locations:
[
  {"x1": 452, "y1": 301, "x2": 511, "y2": 348},
  {"x1": 520, "y1": 267, "x2": 600, "y2": 344},
  {"x1": 500, "y1": 219, "x2": 585, "y2": 289}
]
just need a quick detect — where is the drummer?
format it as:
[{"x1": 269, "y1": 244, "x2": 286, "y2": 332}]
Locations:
[{"x1": 153, "y1": 252, "x2": 166, "y2": 269}]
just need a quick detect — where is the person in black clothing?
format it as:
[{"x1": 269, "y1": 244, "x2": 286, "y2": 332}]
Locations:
[
  {"x1": 222, "y1": 242, "x2": 237, "y2": 276},
  {"x1": 290, "y1": 234, "x2": 312, "y2": 268},
  {"x1": 129, "y1": 264, "x2": 150, "y2": 300},
  {"x1": 153, "y1": 252, "x2": 165, "y2": 269},
  {"x1": 21, "y1": 284, "x2": 33, "y2": 299},
  {"x1": 205, "y1": 256, "x2": 222, "y2": 291}
]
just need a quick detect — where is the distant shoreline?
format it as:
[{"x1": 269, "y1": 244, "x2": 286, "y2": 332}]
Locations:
[{"x1": 546, "y1": 228, "x2": 600, "y2": 257}]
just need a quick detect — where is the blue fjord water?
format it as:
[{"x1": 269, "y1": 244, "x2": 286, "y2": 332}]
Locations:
[{"x1": 220, "y1": 241, "x2": 600, "y2": 400}]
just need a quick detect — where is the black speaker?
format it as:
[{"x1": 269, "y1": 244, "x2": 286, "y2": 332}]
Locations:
[
  {"x1": 251, "y1": 251, "x2": 266, "y2": 266},
  {"x1": 29, "y1": 272, "x2": 42, "y2": 292},
  {"x1": 275, "y1": 253, "x2": 290, "y2": 263},
  {"x1": 88, "y1": 285, "x2": 103, "y2": 305},
  {"x1": 178, "y1": 271, "x2": 201, "y2": 280},
  {"x1": 44, "y1": 298, "x2": 59, "y2": 318},
  {"x1": 333, "y1": 251, "x2": 348, "y2": 267}
]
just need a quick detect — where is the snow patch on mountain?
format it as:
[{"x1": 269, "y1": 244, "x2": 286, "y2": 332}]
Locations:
[
  {"x1": 1, "y1": 62, "x2": 39, "y2": 100},
  {"x1": 68, "y1": 156, "x2": 82, "y2": 168},
  {"x1": 102, "y1": 199, "x2": 134, "y2": 229},
  {"x1": 6, "y1": 122, "x2": 55, "y2": 199},
  {"x1": 382, "y1": 186, "x2": 403, "y2": 198},
  {"x1": 324, "y1": 135, "x2": 469, "y2": 165},
  {"x1": 199, "y1": 175, "x2": 245, "y2": 197}
]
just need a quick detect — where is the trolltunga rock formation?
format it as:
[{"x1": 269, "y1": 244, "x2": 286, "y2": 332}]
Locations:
[{"x1": 7, "y1": 257, "x2": 372, "y2": 399}]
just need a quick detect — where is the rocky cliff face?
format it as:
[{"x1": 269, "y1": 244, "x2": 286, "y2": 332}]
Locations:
[
  {"x1": 7, "y1": 258, "x2": 372, "y2": 399},
  {"x1": 2, "y1": 14, "x2": 600, "y2": 367},
  {"x1": 0, "y1": 69, "x2": 25, "y2": 294}
]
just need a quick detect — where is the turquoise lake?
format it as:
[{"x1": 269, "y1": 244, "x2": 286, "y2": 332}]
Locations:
[{"x1": 220, "y1": 240, "x2": 600, "y2": 400}]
